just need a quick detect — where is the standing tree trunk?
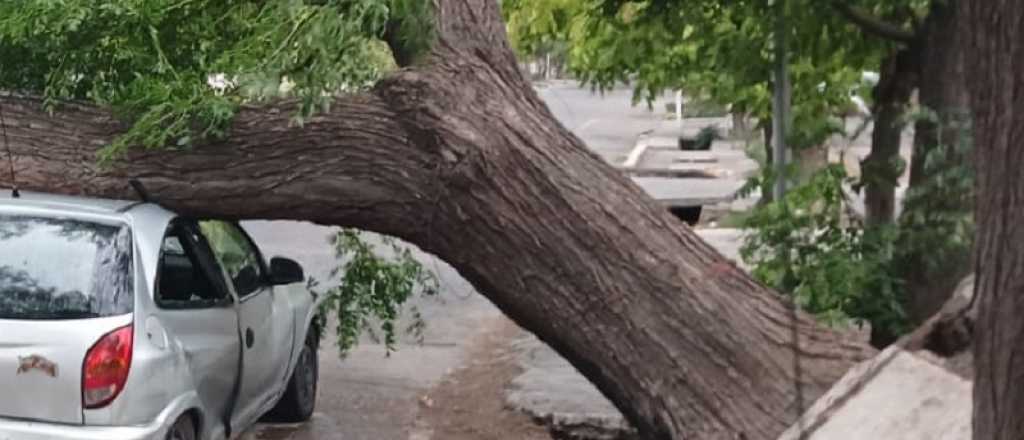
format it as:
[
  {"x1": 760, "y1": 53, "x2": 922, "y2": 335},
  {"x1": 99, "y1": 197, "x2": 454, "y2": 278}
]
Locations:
[
  {"x1": 0, "y1": 1, "x2": 873, "y2": 438},
  {"x1": 761, "y1": 120, "x2": 775, "y2": 204},
  {"x1": 962, "y1": 1, "x2": 1024, "y2": 439},
  {"x1": 862, "y1": 49, "x2": 917, "y2": 226},
  {"x1": 901, "y1": 0, "x2": 973, "y2": 326}
]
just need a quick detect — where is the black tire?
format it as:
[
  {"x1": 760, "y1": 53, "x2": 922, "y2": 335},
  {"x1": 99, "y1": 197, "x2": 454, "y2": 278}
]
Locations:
[
  {"x1": 264, "y1": 342, "x2": 318, "y2": 423},
  {"x1": 166, "y1": 414, "x2": 196, "y2": 440}
]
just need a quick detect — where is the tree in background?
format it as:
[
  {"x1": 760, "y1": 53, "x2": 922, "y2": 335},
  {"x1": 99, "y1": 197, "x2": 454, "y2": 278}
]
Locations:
[{"x1": 833, "y1": 0, "x2": 974, "y2": 326}]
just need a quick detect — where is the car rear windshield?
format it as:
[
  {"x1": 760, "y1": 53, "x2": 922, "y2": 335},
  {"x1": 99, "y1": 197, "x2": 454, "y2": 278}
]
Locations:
[{"x1": 0, "y1": 215, "x2": 133, "y2": 320}]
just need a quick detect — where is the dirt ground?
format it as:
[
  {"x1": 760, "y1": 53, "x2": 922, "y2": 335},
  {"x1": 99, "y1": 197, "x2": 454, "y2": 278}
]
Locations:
[{"x1": 415, "y1": 318, "x2": 552, "y2": 440}]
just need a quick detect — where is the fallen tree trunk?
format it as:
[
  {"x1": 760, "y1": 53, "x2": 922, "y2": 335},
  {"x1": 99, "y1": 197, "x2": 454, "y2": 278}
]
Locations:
[{"x1": 0, "y1": 1, "x2": 873, "y2": 438}]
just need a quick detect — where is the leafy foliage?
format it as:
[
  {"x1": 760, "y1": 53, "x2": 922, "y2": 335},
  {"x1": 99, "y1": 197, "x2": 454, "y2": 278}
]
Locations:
[
  {"x1": 503, "y1": 0, "x2": 884, "y2": 118},
  {"x1": 895, "y1": 107, "x2": 975, "y2": 274},
  {"x1": 741, "y1": 109, "x2": 974, "y2": 343},
  {"x1": 0, "y1": 0, "x2": 430, "y2": 157},
  {"x1": 741, "y1": 164, "x2": 907, "y2": 336},
  {"x1": 503, "y1": 0, "x2": 577, "y2": 57},
  {"x1": 317, "y1": 229, "x2": 439, "y2": 356}
]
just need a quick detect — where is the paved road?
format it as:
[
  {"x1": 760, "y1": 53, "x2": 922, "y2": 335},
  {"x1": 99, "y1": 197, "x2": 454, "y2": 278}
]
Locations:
[
  {"x1": 540, "y1": 82, "x2": 753, "y2": 210},
  {"x1": 536, "y1": 80, "x2": 669, "y2": 165}
]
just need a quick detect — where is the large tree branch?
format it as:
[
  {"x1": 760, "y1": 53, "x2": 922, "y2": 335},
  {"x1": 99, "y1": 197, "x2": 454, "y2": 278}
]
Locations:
[
  {"x1": 0, "y1": 93, "x2": 441, "y2": 238},
  {"x1": 832, "y1": 2, "x2": 918, "y2": 43}
]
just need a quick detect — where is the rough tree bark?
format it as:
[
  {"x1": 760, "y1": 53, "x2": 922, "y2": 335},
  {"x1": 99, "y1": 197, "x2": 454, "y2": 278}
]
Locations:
[
  {"x1": 862, "y1": 49, "x2": 917, "y2": 226},
  {"x1": 902, "y1": 0, "x2": 972, "y2": 326},
  {"x1": 0, "y1": 1, "x2": 873, "y2": 439},
  {"x1": 961, "y1": 1, "x2": 1024, "y2": 439}
]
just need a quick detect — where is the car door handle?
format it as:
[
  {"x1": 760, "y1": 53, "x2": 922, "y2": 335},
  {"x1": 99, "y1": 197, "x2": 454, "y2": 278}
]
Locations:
[{"x1": 245, "y1": 328, "x2": 255, "y2": 349}]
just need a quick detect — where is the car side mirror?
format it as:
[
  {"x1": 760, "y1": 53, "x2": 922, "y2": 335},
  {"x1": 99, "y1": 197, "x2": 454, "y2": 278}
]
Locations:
[{"x1": 269, "y1": 257, "x2": 305, "y2": 285}]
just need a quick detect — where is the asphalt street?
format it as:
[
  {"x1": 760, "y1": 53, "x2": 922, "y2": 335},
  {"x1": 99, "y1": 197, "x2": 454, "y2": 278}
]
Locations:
[{"x1": 536, "y1": 81, "x2": 669, "y2": 165}]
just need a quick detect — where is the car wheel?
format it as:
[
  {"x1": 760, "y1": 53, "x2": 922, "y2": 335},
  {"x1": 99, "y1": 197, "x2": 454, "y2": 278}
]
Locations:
[
  {"x1": 166, "y1": 414, "x2": 196, "y2": 440},
  {"x1": 264, "y1": 341, "x2": 318, "y2": 423}
]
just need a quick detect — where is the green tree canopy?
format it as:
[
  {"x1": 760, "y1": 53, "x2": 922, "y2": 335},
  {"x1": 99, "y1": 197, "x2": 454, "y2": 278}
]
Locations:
[
  {"x1": 0, "y1": 0, "x2": 431, "y2": 157},
  {"x1": 504, "y1": 0, "x2": 927, "y2": 144}
]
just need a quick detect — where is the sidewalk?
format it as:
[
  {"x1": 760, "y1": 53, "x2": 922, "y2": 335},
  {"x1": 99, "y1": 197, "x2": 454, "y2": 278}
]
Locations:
[
  {"x1": 503, "y1": 229, "x2": 747, "y2": 440},
  {"x1": 624, "y1": 118, "x2": 760, "y2": 218}
]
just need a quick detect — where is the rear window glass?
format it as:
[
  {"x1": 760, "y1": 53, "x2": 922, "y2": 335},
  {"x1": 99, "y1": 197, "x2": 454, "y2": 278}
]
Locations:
[{"x1": 0, "y1": 215, "x2": 133, "y2": 319}]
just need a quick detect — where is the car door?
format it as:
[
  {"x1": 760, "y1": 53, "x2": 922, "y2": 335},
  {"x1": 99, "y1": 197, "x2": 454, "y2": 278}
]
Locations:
[
  {"x1": 151, "y1": 220, "x2": 240, "y2": 432},
  {"x1": 198, "y1": 220, "x2": 294, "y2": 428}
]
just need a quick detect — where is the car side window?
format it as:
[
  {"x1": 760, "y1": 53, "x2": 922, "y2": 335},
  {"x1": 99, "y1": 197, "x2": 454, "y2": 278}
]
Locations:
[
  {"x1": 156, "y1": 222, "x2": 230, "y2": 308},
  {"x1": 199, "y1": 220, "x2": 264, "y2": 298}
]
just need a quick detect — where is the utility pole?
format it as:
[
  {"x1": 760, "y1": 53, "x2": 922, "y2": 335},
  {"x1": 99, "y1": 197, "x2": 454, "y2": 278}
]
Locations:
[
  {"x1": 675, "y1": 90, "x2": 684, "y2": 123},
  {"x1": 545, "y1": 52, "x2": 552, "y2": 80},
  {"x1": 771, "y1": 0, "x2": 791, "y2": 202},
  {"x1": 772, "y1": 2, "x2": 805, "y2": 432}
]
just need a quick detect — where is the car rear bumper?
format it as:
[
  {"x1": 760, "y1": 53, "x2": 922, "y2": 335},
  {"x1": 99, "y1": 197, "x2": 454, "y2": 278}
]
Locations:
[
  {"x1": 0, "y1": 417, "x2": 168, "y2": 440},
  {"x1": 0, "y1": 393, "x2": 196, "y2": 440}
]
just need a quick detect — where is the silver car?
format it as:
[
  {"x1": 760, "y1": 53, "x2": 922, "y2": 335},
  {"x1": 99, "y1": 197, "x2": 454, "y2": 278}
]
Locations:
[{"x1": 0, "y1": 192, "x2": 322, "y2": 440}]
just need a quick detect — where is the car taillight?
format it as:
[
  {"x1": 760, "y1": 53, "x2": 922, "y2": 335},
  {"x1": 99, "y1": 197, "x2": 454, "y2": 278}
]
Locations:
[{"x1": 82, "y1": 324, "x2": 133, "y2": 409}]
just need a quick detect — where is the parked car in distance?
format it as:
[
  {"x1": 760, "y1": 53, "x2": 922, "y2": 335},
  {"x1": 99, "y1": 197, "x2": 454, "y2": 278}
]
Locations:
[{"x1": 0, "y1": 191, "x2": 322, "y2": 440}]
